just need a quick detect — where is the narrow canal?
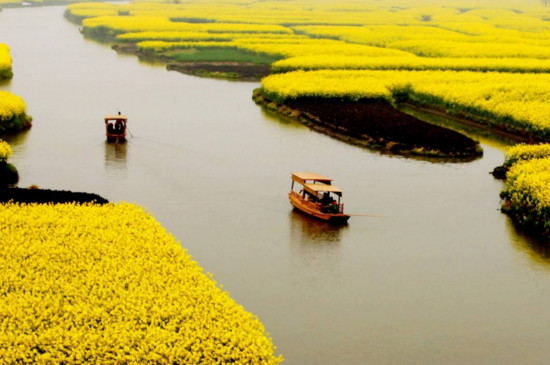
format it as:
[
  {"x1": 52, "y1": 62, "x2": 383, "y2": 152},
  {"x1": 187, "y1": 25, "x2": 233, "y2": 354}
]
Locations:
[{"x1": 2, "y1": 6, "x2": 550, "y2": 364}]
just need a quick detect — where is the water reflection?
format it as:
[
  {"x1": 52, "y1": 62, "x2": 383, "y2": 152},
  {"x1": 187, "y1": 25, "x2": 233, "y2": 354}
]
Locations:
[
  {"x1": 260, "y1": 108, "x2": 305, "y2": 130},
  {"x1": 0, "y1": 129, "x2": 30, "y2": 147},
  {"x1": 507, "y1": 219, "x2": 550, "y2": 270},
  {"x1": 288, "y1": 211, "x2": 347, "y2": 292},
  {"x1": 104, "y1": 141, "x2": 128, "y2": 170},
  {"x1": 289, "y1": 209, "x2": 348, "y2": 244},
  {"x1": 398, "y1": 104, "x2": 519, "y2": 149}
]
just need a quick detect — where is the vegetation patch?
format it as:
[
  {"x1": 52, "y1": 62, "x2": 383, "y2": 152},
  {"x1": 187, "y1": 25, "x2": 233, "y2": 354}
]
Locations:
[
  {"x1": 0, "y1": 44, "x2": 13, "y2": 80},
  {"x1": 0, "y1": 139, "x2": 17, "y2": 186},
  {"x1": 0, "y1": 91, "x2": 32, "y2": 133},
  {"x1": 169, "y1": 47, "x2": 279, "y2": 65},
  {"x1": 128, "y1": 44, "x2": 275, "y2": 80},
  {"x1": 167, "y1": 61, "x2": 270, "y2": 80},
  {"x1": 500, "y1": 144, "x2": 550, "y2": 240},
  {"x1": 0, "y1": 163, "x2": 18, "y2": 187}
]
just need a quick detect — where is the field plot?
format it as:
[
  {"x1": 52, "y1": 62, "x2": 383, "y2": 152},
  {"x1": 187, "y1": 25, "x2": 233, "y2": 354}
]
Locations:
[{"x1": 0, "y1": 202, "x2": 282, "y2": 364}]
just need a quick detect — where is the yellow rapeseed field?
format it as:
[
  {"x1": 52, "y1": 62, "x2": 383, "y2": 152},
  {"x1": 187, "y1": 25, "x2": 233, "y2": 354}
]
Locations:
[
  {"x1": 504, "y1": 143, "x2": 550, "y2": 167},
  {"x1": 272, "y1": 56, "x2": 550, "y2": 73},
  {"x1": 261, "y1": 70, "x2": 550, "y2": 138},
  {"x1": 501, "y1": 147, "x2": 550, "y2": 235},
  {"x1": 65, "y1": 0, "x2": 550, "y2": 139},
  {"x1": 0, "y1": 91, "x2": 27, "y2": 121},
  {"x1": 0, "y1": 44, "x2": 13, "y2": 80},
  {"x1": 0, "y1": 202, "x2": 282, "y2": 364},
  {"x1": 0, "y1": 140, "x2": 11, "y2": 162}
]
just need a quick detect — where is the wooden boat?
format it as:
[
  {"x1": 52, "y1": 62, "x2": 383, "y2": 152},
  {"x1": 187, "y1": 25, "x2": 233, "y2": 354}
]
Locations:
[
  {"x1": 104, "y1": 114, "x2": 128, "y2": 142},
  {"x1": 289, "y1": 172, "x2": 350, "y2": 224}
]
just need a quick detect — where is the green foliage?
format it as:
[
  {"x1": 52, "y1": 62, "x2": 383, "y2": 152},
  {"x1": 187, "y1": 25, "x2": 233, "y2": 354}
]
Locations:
[
  {"x1": 504, "y1": 143, "x2": 550, "y2": 167},
  {"x1": 389, "y1": 83, "x2": 413, "y2": 103},
  {"x1": 171, "y1": 47, "x2": 280, "y2": 65},
  {"x1": 0, "y1": 114, "x2": 33, "y2": 134},
  {"x1": 0, "y1": 163, "x2": 18, "y2": 187}
]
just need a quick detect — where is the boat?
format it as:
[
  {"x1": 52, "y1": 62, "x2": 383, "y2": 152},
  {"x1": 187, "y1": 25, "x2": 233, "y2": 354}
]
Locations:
[
  {"x1": 289, "y1": 172, "x2": 350, "y2": 224},
  {"x1": 104, "y1": 113, "x2": 128, "y2": 143}
]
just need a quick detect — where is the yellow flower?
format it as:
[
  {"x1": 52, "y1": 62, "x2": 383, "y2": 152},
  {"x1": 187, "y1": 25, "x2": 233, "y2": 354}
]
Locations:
[
  {"x1": 0, "y1": 139, "x2": 11, "y2": 162},
  {"x1": 0, "y1": 202, "x2": 283, "y2": 364}
]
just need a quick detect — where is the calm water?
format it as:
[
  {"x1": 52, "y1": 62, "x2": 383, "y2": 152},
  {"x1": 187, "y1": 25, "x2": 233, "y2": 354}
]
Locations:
[{"x1": 2, "y1": 6, "x2": 550, "y2": 365}]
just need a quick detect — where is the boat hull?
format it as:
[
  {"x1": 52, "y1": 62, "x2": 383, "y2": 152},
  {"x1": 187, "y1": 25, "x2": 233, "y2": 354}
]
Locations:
[
  {"x1": 289, "y1": 192, "x2": 350, "y2": 224},
  {"x1": 106, "y1": 133, "x2": 126, "y2": 142}
]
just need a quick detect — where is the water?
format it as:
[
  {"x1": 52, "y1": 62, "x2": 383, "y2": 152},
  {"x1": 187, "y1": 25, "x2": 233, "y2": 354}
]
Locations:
[{"x1": 2, "y1": 6, "x2": 550, "y2": 365}]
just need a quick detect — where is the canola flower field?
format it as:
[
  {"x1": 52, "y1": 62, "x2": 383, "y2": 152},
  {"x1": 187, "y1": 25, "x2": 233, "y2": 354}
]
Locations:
[
  {"x1": 0, "y1": 46, "x2": 29, "y2": 133},
  {"x1": 0, "y1": 90, "x2": 31, "y2": 133},
  {"x1": 501, "y1": 144, "x2": 550, "y2": 237},
  {"x1": 0, "y1": 43, "x2": 12, "y2": 80},
  {"x1": 66, "y1": 0, "x2": 550, "y2": 141},
  {"x1": 0, "y1": 139, "x2": 11, "y2": 162},
  {"x1": 261, "y1": 70, "x2": 550, "y2": 139},
  {"x1": 0, "y1": 202, "x2": 282, "y2": 364},
  {"x1": 3, "y1": 0, "x2": 550, "y2": 358}
]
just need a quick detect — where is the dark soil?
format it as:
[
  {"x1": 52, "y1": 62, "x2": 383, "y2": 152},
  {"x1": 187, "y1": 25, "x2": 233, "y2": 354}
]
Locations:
[
  {"x1": 491, "y1": 165, "x2": 508, "y2": 179},
  {"x1": 167, "y1": 62, "x2": 271, "y2": 81},
  {"x1": 254, "y1": 89, "x2": 482, "y2": 159},
  {"x1": 0, "y1": 188, "x2": 109, "y2": 205}
]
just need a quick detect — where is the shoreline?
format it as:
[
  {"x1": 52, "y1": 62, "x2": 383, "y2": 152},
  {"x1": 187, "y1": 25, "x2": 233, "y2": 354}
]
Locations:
[
  {"x1": 0, "y1": 187, "x2": 109, "y2": 204},
  {"x1": 253, "y1": 88, "x2": 483, "y2": 160},
  {"x1": 397, "y1": 103, "x2": 532, "y2": 145}
]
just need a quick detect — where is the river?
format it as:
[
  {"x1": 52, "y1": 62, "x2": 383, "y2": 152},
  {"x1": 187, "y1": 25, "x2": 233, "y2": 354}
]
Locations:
[{"x1": 2, "y1": 6, "x2": 550, "y2": 365}]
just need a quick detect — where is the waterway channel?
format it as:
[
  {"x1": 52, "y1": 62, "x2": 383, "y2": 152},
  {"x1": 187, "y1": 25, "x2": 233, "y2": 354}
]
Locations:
[{"x1": 2, "y1": 6, "x2": 550, "y2": 365}]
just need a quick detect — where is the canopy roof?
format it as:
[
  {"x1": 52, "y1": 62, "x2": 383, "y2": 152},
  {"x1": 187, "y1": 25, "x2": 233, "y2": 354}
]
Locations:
[
  {"x1": 104, "y1": 115, "x2": 128, "y2": 121},
  {"x1": 304, "y1": 183, "x2": 342, "y2": 196},
  {"x1": 292, "y1": 172, "x2": 332, "y2": 185}
]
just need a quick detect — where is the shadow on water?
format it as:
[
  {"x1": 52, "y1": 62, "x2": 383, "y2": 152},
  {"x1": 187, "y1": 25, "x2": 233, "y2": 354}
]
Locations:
[
  {"x1": 398, "y1": 104, "x2": 520, "y2": 150},
  {"x1": 0, "y1": 129, "x2": 30, "y2": 147},
  {"x1": 507, "y1": 218, "x2": 550, "y2": 270},
  {"x1": 287, "y1": 210, "x2": 347, "y2": 287},
  {"x1": 260, "y1": 109, "x2": 306, "y2": 130},
  {"x1": 104, "y1": 141, "x2": 128, "y2": 170},
  {"x1": 288, "y1": 209, "x2": 348, "y2": 244}
]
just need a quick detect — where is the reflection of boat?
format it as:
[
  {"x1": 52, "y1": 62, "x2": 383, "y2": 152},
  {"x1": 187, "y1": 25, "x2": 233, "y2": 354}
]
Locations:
[
  {"x1": 104, "y1": 140, "x2": 128, "y2": 170},
  {"x1": 104, "y1": 114, "x2": 128, "y2": 143},
  {"x1": 289, "y1": 172, "x2": 350, "y2": 224}
]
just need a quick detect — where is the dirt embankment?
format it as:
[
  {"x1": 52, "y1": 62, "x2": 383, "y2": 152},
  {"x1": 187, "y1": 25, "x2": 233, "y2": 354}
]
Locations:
[
  {"x1": 0, "y1": 188, "x2": 109, "y2": 204},
  {"x1": 253, "y1": 89, "x2": 482, "y2": 160}
]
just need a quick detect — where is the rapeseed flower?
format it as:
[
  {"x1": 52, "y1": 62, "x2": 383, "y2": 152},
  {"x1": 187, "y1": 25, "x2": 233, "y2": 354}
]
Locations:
[
  {"x1": 0, "y1": 140, "x2": 11, "y2": 162},
  {"x1": 0, "y1": 202, "x2": 282, "y2": 364}
]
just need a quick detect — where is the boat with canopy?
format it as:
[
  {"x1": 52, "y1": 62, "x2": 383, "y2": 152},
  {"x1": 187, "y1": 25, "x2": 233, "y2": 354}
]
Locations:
[
  {"x1": 104, "y1": 113, "x2": 128, "y2": 143},
  {"x1": 289, "y1": 172, "x2": 350, "y2": 224}
]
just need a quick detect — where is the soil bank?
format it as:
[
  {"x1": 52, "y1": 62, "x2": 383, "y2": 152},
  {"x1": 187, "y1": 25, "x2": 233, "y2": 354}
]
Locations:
[
  {"x1": 0, "y1": 187, "x2": 109, "y2": 204},
  {"x1": 253, "y1": 89, "x2": 482, "y2": 160}
]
